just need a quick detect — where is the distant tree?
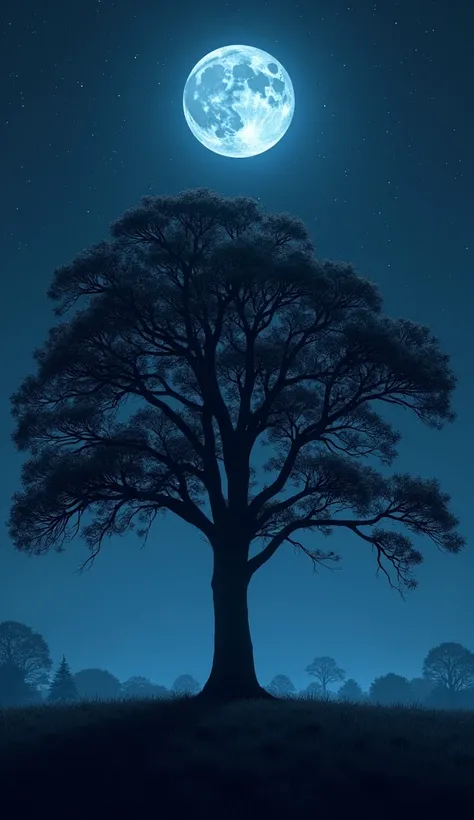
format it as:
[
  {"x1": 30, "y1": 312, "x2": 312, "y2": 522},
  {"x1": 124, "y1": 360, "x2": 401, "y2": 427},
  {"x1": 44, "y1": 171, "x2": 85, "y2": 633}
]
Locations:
[
  {"x1": 47, "y1": 656, "x2": 78, "y2": 703},
  {"x1": 409, "y1": 677, "x2": 434, "y2": 705},
  {"x1": 369, "y1": 673, "x2": 413, "y2": 706},
  {"x1": 120, "y1": 676, "x2": 169, "y2": 699},
  {"x1": 298, "y1": 681, "x2": 323, "y2": 699},
  {"x1": 422, "y1": 643, "x2": 474, "y2": 694},
  {"x1": 0, "y1": 660, "x2": 39, "y2": 707},
  {"x1": 120, "y1": 676, "x2": 152, "y2": 698},
  {"x1": 8, "y1": 188, "x2": 465, "y2": 702},
  {"x1": 0, "y1": 621, "x2": 52, "y2": 688},
  {"x1": 73, "y1": 668, "x2": 121, "y2": 700},
  {"x1": 150, "y1": 684, "x2": 170, "y2": 698},
  {"x1": 267, "y1": 674, "x2": 296, "y2": 697},
  {"x1": 338, "y1": 678, "x2": 364, "y2": 702},
  {"x1": 456, "y1": 687, "x2": 474, "y2": 710},
  {"x1": 171, "y1": 674, "x2": 200, "y2": 696},
  {"x1": 302, "y1": 682, "x2": 324, "y2": 699},
  {"x1": 424, "y1": 685, "x2": 458, "y2": 710},
  {"x1": 306, "y1": 657, "x2": 345, "y2": 695}
]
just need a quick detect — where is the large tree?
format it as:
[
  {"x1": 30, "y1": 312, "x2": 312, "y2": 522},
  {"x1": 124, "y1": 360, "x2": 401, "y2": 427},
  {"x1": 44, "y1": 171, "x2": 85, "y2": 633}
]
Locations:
[
  {"x1": 8, "y1": 189, "x2": 465, "y2": 701},
  {"x1": 422, "y1": 643, "x2": 474, "y2": 693},
  {"x1": 0, "y1": 621, "x2": 52, "y2": 687}
]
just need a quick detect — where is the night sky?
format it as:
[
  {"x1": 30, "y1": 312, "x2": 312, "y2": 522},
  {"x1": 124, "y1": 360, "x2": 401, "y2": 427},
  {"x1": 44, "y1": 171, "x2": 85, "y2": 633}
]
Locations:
[{"x1": 0, "y1": 0, "x2": 472, "y2": 694}]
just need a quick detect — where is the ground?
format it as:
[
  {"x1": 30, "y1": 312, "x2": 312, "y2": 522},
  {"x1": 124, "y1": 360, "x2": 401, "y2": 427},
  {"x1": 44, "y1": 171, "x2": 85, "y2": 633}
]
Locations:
[{"x1": 2, "y1": 694, "x2": 474, "y2": 818}]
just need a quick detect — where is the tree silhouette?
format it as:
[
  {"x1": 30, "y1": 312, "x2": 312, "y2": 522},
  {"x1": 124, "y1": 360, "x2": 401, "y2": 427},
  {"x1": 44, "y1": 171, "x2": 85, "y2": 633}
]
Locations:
[
  {"x1": 369, "y1": 673, "x2": 413, "y2": 706},
  {"x1": 338, "y1": 678, "x2": 364, "y2": 702},
  {"x1": 121, "y1": 676, "x2": 169, "y2": 699},
  {"x1": 305, "y1": 656, "x2": 345, "y2": 695},
  {"x1": 422, "y1": 643, "x2": 474, "y2": 693},
  {"x1": 8, "y1": 188, "x2": 465, "y2": 701},
  {"x1": 47, "y1": 656, "x2": 78, "y2": 703},
  {"x1": 267, "y1": 674, "x2": 296, "y2": 696},
  {"x1": 424, "y1": 685, "x2": 458, "y2": 710},
  {"x1": 73, "y1": 668, "x2": 121, "y2": 700},
  {"x1": 409, "y1": 677, "x2": 434, "y2": 705},
  {"x1": 304, "y1": 681, "x2": 324, "y2": 698},
  {"x1": 171, "y1": 674, "x2": 200, "y2": 695},
  {"x1": 0, "y1": 660, "x2": 39, "y2": 707},
  {"x1": 0, "y1": 621, "x2": 52, "y2": 687},
  {"x1": 455, "y1": 687, "x2": 474, "y2": 710}
]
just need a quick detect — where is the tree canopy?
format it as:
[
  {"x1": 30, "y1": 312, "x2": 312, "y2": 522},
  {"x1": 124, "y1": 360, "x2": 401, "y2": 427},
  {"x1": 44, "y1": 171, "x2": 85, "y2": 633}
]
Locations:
[
  {"x1": 0, "y1": 660, "x2": 39, "y2": 707},
  {"x1": 120, "y1": 676, "x2": 169, "y2": 699},
  {"x1": 369, "y1": 673, "x2": 413, "y2": 705},
  {"x1": 73, "y1": 668, "x2": 121, "y2": 700},
  {"x1": 422, "y1": 643, "x2": 474, "y2": 693},
  {"x1": 338, "y1": 678, "x2": 364, "y2": 702},
  {"x1": 0, "y1": 621, "x2": 52, "y2": 687},
  {"x1": 171, "y1": 674, "x2": 201, "y2": 695},
  {"x1": 267, "y1": 674, "x2": 296, "y2": 696},
  {"x1": 305, "y1": 656, "x2": 345, "y2": 694},
  {"x1": 7, "y1": 188, "x2": 465, "y2": 700}
]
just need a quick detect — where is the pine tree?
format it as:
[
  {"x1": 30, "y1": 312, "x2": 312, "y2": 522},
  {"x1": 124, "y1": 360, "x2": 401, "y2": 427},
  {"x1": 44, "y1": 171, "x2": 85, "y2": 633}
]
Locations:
[{"x1": 47, "y1": 656, "x2": 78, "y2": 703}]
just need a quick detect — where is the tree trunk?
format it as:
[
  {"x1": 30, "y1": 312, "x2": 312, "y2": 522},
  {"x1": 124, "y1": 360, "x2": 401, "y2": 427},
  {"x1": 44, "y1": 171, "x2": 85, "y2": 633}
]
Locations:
[{"x1": 198, "y1": 546, "x2": 275, "y2": 702}]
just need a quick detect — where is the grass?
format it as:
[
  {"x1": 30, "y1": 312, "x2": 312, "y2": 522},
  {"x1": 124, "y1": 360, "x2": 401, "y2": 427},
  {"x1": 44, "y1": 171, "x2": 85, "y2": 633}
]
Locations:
[{"x1": 2, "y1": 693, "x2": 474, "y2": 818}]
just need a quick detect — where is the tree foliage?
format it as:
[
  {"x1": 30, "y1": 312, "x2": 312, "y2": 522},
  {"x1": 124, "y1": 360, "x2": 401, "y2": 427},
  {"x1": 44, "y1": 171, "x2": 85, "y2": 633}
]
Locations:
[
  {"x1": 369, "y1": 673, "x2": 413, "y2": 706},
  {"x1": 305, "y1": 656, "x2": 345, "y2": 693},
  {"x1": 422, "y1": 643, "x2": 474, "y2": 693},
  {"x1": 120, "y1": 676, "x2": 169, "y2": 699},
  {"x1": 0, "y1": 660, "x2": 39, "y2": 707},
  {"x1": 47, "y1": 656, "x2": 78, "y2": 703},
  {"x1": 338, "y1": 678, "x2": 364, "y2": 702},
  {"x1": 304, "y1": 681, "x2": 324, "y2": 698},
  {"x1": 6, "y1": 188, "x2": 465, "y2": 699},
  {"x1": 455, "y1": 687, "x2": 474, "y2": 710},
  {"x1": 171, "y1": 674, "x2": 200, "y2": 695},
  {"x1": 73, "y1": 668, "x2": 121, "y2": 700},
  {"x1": 0, "y1": 621, "x2": 52, "y2": 687},
  {"x1": 267, "y1": 674, "x2": 296, "y2": 696},
  {"x1": 7, "y1": 189, "x2": 464, "y2": 593},
  {"x1": 409, "y1": 676, "x2": 434, "y2": 705}
]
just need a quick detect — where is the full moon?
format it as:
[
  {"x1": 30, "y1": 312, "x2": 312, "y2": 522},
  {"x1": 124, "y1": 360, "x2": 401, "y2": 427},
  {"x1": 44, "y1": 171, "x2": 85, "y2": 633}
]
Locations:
[{"x1": 183, "y1": 45, "x2": 295, "y2": 158}]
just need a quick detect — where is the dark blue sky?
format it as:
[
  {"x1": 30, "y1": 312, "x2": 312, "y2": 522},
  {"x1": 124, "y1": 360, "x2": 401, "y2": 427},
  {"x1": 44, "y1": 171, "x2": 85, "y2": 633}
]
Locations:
[{"x1": 0, "y1": 0, "x2": 472, "y2": 693}]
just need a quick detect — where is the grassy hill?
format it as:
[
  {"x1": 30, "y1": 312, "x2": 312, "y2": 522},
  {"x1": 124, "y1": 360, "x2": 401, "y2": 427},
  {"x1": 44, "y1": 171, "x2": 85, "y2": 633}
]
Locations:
[{"x1": 2, "y1": 693, "x2": 474, "y2": 818}]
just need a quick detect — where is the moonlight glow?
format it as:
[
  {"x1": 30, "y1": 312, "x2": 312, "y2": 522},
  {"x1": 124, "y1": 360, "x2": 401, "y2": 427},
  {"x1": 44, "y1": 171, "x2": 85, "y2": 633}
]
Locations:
[{"x1": 183, "y1": 45, "x2": 295, "y2": 158}]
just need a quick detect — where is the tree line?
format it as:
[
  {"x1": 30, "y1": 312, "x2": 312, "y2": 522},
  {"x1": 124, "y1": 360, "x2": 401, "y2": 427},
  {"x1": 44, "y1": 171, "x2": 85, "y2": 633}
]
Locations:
[
  {"x1": 266, "y1": 643, "x2": 474, "y2": 709},
  {"x1": 1, "y1": 620, "x2": 473, "y2": 712},
  {"x1": 0, "y1": 620, "x2": 200, "y2": 706}
]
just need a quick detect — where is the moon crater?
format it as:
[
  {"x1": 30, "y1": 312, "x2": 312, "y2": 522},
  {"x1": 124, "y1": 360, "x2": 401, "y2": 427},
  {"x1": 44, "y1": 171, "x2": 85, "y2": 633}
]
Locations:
[{"x1": 183, "y1": 45, "x2": 295, "y2": 158}]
